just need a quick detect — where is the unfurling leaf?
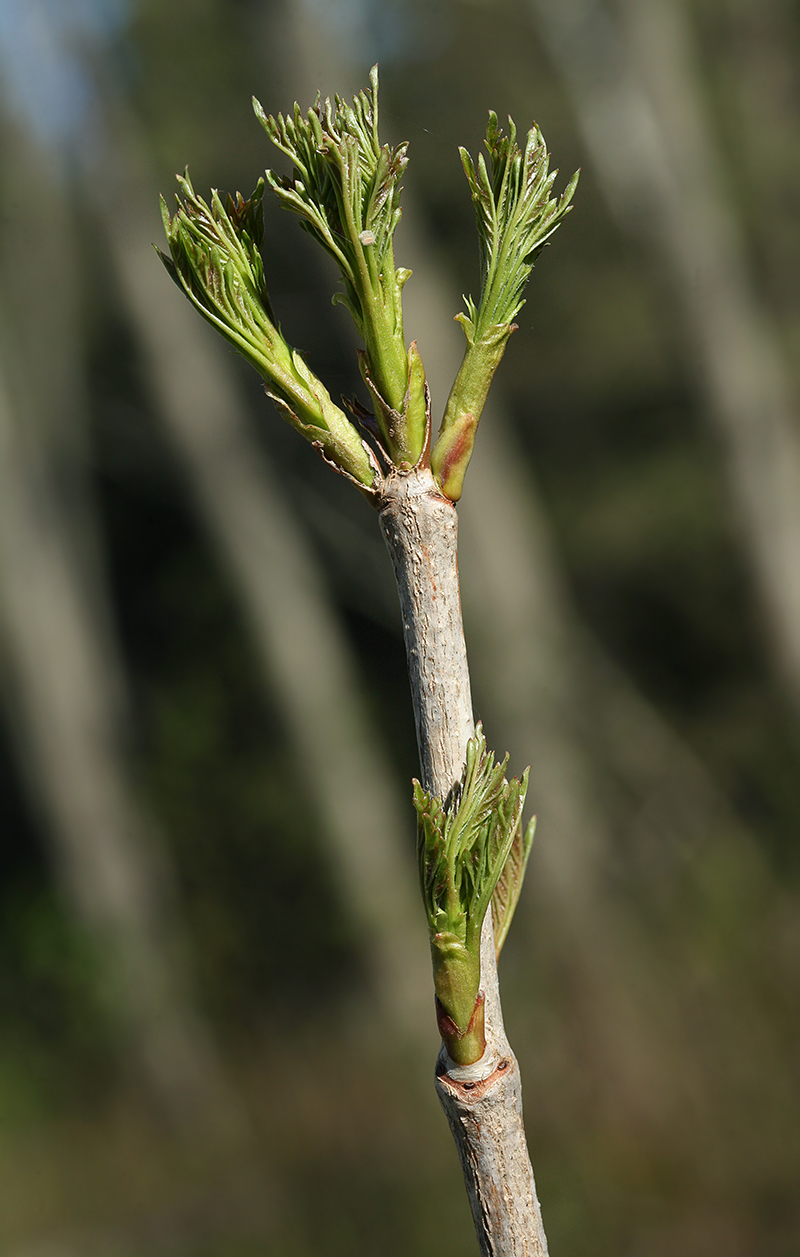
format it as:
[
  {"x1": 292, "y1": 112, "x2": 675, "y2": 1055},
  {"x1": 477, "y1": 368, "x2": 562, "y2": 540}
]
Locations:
[
  {"x1": 431, "y1": 115, "x2": 578, "y2": 500},
  {"x1": 492, "y1": 815, "x2": 536, "y2": 959},
  {"x1": 459, "y1": 113, "x2": 578, "y2": 341},
  {"x1": 413, "y1": 724, "x2": 534, "y2": 1060},
  {"x1": 158, "y1": 171, "x2": 377, "y2": 490},
  {"x1": 254, "y1": 66, "x2": 427, "y2": 466}
]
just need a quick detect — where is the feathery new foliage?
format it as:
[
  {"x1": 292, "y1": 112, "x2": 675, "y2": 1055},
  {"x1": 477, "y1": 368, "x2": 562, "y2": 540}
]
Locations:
[
  {"x1": 459, "y1": 113, "x2": 579, "y2": 344},
  {"x1": 414, "y1": 724, "x2": 534, "y2": 1038},
  {"x1": 253, "y1": 66, "x2": 426, "y2": 462},
  {"x1": 158, "y1": 77, "x2": 576, "y2": 498},
  {"x1": 159, "y1": 173, "x2": 278, "y2": 372},
  {"x1": 430, "y1": 117, "x2": 578, "y2": 501},
  {"x1": 415, "y1": 725, "x2": 528, "y2": 950},
  {"x1": 254, "y1": 66, "x2": 409, "y2": 332},
  {"x1": 492, "y1": 811, "x2": 536, "y2": 959},
  {"x1": 158, "y1": 173, "x2": 377, "y2": 490}
]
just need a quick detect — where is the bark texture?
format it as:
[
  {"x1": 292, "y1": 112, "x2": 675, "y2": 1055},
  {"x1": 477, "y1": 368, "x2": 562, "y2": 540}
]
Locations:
[
  {"x1": 378, "y1": 466, "x2": 473, "y2": 795},
  {"x1": 379, "y1": 466, "x2": 549, "y2": 1256}
]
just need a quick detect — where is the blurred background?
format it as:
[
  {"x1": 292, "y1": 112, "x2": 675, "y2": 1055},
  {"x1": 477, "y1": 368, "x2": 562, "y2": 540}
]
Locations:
[{"x1": 1, "y1": 0, "x2": 799, "y2": 1253}]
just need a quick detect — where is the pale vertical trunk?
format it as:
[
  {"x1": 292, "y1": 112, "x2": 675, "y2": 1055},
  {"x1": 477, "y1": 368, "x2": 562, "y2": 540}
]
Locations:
[
  {"x1": 396, "y1": 172, "x2": 772, "y2": 1129},
  {"x1": 398, "y1": 212, "x2": 623, "y2": 912},
  {"x1": 379, "y1": 466, "x2": 549, "y2": 1257},
  {"x1": 0, "y1": 125, "x2": 227, "y2": 1120},
  {"x1": 531, "y1": 0, "x2": 800, "y2": 715},
  {"x1": 272, "y1": 0, "x2": 751, "y2": 1232},
  {"x1": 88, "y1": 108, "x2": 429, "y2": 1036}
]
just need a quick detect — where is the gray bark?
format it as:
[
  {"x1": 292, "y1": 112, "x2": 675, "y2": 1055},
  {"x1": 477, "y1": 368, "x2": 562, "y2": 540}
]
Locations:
[
  {"x1": 379, "y1": 466, "x2": 549, "y2": 1257},
  {"x1": 378, "y1": 467, "x2": 474, "y2": 793}
]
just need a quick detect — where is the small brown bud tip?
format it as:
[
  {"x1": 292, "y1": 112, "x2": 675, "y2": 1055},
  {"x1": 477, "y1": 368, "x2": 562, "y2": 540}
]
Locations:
[{"x1": 432, "y1": 411, "x2": 479, "y2": 502}]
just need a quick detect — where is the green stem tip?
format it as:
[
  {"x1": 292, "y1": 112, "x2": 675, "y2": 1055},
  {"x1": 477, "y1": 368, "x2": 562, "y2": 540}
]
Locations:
[{"x1": 414, "y1": 724, "x2": 535, "y2": 1055}]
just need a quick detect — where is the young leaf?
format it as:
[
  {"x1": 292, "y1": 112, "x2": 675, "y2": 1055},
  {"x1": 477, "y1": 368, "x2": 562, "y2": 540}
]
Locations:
[
  {"x1": 413, "y1": 724, "x2": 534, "y2": 1053},
  {"x1": 492, "y1": 815, "x2": 536, "y2": 959},
  {"x1": 431, "y1": 115, "x2": 578, "y2": 500},
  {"x1": 158, "y1": 171, "x2": 378, "y2": 491},
  {"x1": 253, "y1": 67, "x2": 427, "y2": 466},
  {"x1": 460, "y1": 113, "x2": 578, "y2": 342}
]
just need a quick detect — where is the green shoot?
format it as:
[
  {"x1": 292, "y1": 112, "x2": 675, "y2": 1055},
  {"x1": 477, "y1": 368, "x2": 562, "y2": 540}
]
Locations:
[
  {"x1": 431, "y1": 115, "x2": 578, "y2": 500},
  {"x1": 413, "y1": 724, "x2": 534, "y2": 1062},
  {"x1": 254, "y1": 67, "x2": 428, "y2": 466},
  {"x1": 158, "y1": 172, "x2": 378, "y2": 491}
]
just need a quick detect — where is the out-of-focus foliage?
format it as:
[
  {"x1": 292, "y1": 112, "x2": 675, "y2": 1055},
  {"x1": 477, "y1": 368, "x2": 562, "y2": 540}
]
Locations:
[{"x1": 0, "y1": 1, "x2": 799, "y2": 1255}]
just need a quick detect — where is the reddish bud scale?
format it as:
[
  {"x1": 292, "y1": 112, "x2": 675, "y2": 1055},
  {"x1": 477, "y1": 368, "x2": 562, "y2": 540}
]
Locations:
[
  {"x1": 434, "y1": 412, "x2": 479, "y2": 502},
  {"x1": 436, "y1": 991, "x2": 486, "y2": 1066}
]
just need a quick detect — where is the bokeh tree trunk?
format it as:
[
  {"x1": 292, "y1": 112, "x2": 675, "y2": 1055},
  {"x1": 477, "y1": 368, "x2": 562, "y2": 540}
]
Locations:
[
  {"x1": 0, "y1": 120, "x2": 229, "y2": 1123},
  {"x1": 90, "y1": 103, "x2": 430, "y2": 1040},
  {"x1": 277, "y1": 0, "x2": 789, "y2": 1180},
  {"x1": 531, "y1": 0, "x2": 800, "y2": 716}
]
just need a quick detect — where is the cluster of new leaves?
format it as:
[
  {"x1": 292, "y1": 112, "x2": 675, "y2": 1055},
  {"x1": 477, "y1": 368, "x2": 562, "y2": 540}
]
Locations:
[
  {"x1": 158, "y1": 173, "x2": 377, "y2": 490},
  {"x1": 459, "y1": 113, "x2": 579, "y2": 347},
  {"x1": 253, "y1": 65, "x2": 418, "y2": 442},
  {"x1": 431, "y1": 117, "x2": 578, "y2": 500},
  {"x1": 414, "y1": 724, "x2": 535, "y2": 962},
  {"x1": 159, "y1": 173, "x2": 278, "y2": 376},
  {"x1": 159, "y1": 75, "x2": 577, "y2": 501},
  {"x1": 254, "y1": 67, "x2": 408, "y2": 323}
]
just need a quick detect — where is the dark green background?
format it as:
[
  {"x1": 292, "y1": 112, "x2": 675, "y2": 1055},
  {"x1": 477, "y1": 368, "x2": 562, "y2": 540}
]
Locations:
[{"x1": 1, "y1": 1, "x2": 798, "y2": 1253}]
